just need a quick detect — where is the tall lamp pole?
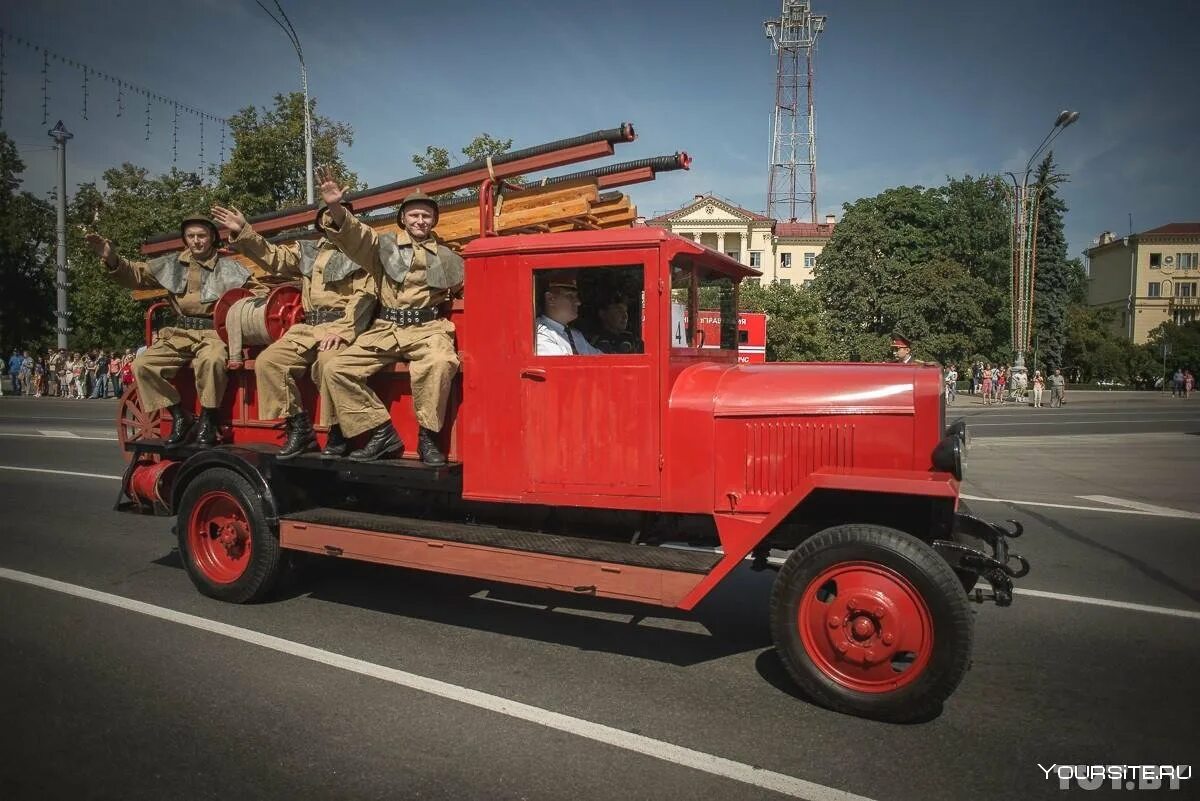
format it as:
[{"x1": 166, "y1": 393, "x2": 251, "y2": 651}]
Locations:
[
  {"x1": 1002, "y1": 109, "x2": 1079, "y2": 377},
  {"x1": 48, "y1": 120, "x2": 73, "y2": 350},
  {"x1": 257, "y1": 1, "x2": 314, "y2": 204}
]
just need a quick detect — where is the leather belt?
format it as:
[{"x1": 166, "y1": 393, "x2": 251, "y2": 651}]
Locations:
[
  {"x1": 378, "y1": 306, "x2": 440, "y2": 326},
  {"x1": 174, "y1": 315, "x2": 214, "y2": 330},
  {"x1": 305, "y1": 308, "x2": 345, "y2": 325}
]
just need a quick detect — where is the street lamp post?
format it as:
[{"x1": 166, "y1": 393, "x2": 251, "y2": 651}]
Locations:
[
  {"x1": 48, "y1": 120, "x2": 73, "y2": 350},
  {"x1": 1002, "y1": 109, "x2": 1079, "y2": 380},
  {"x1": 257, "y1": 1, "x2": 314, "y2": 204}
]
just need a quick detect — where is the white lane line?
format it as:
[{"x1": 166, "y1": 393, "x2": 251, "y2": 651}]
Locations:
[
  {"x1": 958, "y1": 409, "x2": 1190, "y2": 420},
  {"x1": 0, "y1": 432, "x2": 118, "y2": 441},
  {"x1": 0, "y1": 465, "x2": 122, "y2": 481},
  {"x1": 0, "y1": 567, "x2": 875, "y2": 801},
  {"x1": 38, "y1": 429, "x2": 79, "y2": 438},
  {"x1": 968, "y1": 418, "x2": 1200, "y2": 427},
  {"x1": 1009, "y1": 588, "x2": 1200, "y2": 621},
  {"x1": 1078, "y1": 495, "x2": 1200, "y2": 520},
  {"x1": 960, "y1": 493, "x2": 1197, "y2": 519}
]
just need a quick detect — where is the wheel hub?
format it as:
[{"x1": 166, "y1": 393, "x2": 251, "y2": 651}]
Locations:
[{"x1": 799, "y1": 561, "x2": 935, "y2": 692}]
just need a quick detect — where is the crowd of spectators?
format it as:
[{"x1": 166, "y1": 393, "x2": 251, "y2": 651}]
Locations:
[{"x1": 2, "y1": 347, "x2": 138, "y2": 399}]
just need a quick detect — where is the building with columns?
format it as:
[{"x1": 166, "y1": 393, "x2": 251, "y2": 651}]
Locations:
[{"x1": 642, "y1": 193, "x2": 836, "y2": 285}]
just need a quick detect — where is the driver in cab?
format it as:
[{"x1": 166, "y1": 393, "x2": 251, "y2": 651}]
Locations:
[{"x1": 535, "y1": 274, "x2": 601, "y2": 356}]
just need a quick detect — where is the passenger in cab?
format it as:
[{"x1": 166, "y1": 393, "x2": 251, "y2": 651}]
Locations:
[
  {"x1": 587, "y1": 293, "x2": 642, "y2": 354},
  {"x1": 535, "y1": 274, "x2": 601, "y2": 356}
]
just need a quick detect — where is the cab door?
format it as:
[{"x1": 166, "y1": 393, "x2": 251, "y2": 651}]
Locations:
[{"x1": 520, "y1": 249, "x2": 660, "y2": 498}]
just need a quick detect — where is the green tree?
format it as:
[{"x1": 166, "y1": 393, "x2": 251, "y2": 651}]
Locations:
[
  {"x1": 1145, "y1": 321, "x2": 1200, "y2": 380},
  {"x1": 811, "y1": 183, "x2": 999, "y2": 364},
  {"x1": 739, "y1": 281, "x2": 832, "y2": 361},
  {"x1": 218, "y1": 92, "x2": 357, "y2": 214},
  {"x1": 1030, "y1": 153, "x2": 1085, "y2": 370},
  {"x1": 412, "y1": 133, "x2": 515, "y2": 200},
  {"x1": 66, "y1": 166, "x2": 223, "y2": 349},
  {"x1": 0, "y1": 133, "x2": 57, "y2": 351}
]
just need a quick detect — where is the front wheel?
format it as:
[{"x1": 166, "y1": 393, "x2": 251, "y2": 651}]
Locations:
[
  {"x1": 770, "y1": 524, "x2": 973, "y2": 722},
  {"x1": 176, "y1": 467, "x2": 282, "y2": 603}
]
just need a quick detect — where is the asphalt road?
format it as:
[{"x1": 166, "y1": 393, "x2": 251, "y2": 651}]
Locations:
[{"x1": 1, "y1": 394, "x2": 1197, "y2": 800}]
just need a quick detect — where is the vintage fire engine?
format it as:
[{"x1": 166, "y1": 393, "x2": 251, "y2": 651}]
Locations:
[{"x1": 115, "y1": 123, "x2": 1028, "y2": 722}]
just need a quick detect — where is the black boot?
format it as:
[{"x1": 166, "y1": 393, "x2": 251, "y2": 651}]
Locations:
[
  {"x1": 320, "y1": 424, "x2": 349, "y2": 459},
  {"x1": 347, "y1": 423, "x2": 403, "y2": 462},
  {"x1": 165, "y1": 404, "x2": 194, "y2": 446},
  {"x1": 277, "y1": 411, "x2": 317, "y2": 460},
  {"x1": 417, "y1": 427, "x2": 447, "y2": 467},
  {"x1": 194, "y1": 407, "x2": 221, "y2": 447}
]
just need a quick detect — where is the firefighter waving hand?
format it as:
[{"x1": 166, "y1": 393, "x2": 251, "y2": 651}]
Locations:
[
  {"x1": 85, "y1": 217, "x2": 266, "y2": 447},
  {"x1": 315, "y1": 166, "x2": 464, "y2": 465},
  {"x1": 210, "y1": 203, "x2": 378, "y2": 460}
]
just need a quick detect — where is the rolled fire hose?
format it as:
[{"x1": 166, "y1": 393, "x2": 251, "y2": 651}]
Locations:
[{"x1": 224, "y1": 296, "x2": 272, "y2": 360}]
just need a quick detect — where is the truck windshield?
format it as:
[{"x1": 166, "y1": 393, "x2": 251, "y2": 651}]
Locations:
[{"x1": 670, "y1": 257, "x2": 738, "y2": 352}]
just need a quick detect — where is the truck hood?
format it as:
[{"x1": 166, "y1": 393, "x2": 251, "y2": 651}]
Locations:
[{"x1": 710, "y1": 363, "x2": 920, "y2": 417}]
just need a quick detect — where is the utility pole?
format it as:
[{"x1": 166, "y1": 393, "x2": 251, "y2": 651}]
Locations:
[{"x1": 48, "y1": 120, "x2": 73, "y2": 350}]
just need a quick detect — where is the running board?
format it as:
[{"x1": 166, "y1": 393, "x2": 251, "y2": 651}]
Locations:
[{"x1": 279, "y1": 507, "x2": 718, "y2": 607}]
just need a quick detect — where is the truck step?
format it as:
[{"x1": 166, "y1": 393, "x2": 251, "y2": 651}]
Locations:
[{"x1": 281, "y1": 506, "x2": 721, "y2": 574}]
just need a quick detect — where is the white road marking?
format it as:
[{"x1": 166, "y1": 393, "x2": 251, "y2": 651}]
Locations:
[
  {"x1": 0, "y1": 567, "x2": 874, "y2": 801},
  {"x1": 1003, "y1": 588, "x2": 1200, "y2": 621},
  {"x1": 960, "y1": 493, "x2": 1199, "y2": 520},
  {"x1": 968, "y1": 418, "x2": 1200, "y2": 427},
  {"x1": 0, "y1": 465, "x2": 122, "y2": 481},
  {"x1": 37, "y1": 429, "x2": 79, "y2": 438},
  {"x1": 0, "y1": 431, "x2": 117, "y2": 441},
  {"x1": 1078, "y1": 495, "x2": 1200, "y2": 519},
  {"x1": 959, "y1": 409, "x2": 1188, "y2": 420}
]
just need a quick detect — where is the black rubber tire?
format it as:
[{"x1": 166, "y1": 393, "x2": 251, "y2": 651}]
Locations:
[
  {"x1": 176, "y1": 467, "x2": 282, "y2": 604},
  {"x1": 769, "y1": 524, "x2": 973, "y2": 722}
]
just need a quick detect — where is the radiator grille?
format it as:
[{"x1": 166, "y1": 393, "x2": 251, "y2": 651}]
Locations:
[{"x1": 744, "y1": 421, "x2": 855, "y2": 496}]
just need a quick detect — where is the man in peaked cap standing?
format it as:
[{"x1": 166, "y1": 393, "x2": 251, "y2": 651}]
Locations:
[
  {"x1": 85, "y1": 215, "x2": 265, "y2": 446},
  {"x1": 890, "y1": 334, "x2": 915, "y2": 364},
  {"x1": 315, "y1": 167, "x2": 464, "y2": 465},
  {"x1": 210, "y1": 203, "x2": 378, "y2": 460}
]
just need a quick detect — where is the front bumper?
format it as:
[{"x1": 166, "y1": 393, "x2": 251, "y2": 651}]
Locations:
[{"x1": 934, "y1": 513, "x2": 1030, "y2": 606}]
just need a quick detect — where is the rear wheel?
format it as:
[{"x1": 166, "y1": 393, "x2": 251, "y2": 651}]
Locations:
[
  {"x1": 177, "y1": 468, "x2": 281, "y2": 603},
  {"x1": 770, "y1": 524, "x2": 973, "y2": 722}
]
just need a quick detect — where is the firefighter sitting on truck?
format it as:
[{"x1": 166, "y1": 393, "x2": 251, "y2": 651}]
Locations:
[
  {"x1": 535, "y1": 273, "x2": 602, "y2": 356},
  {"x1": 210, "y1": 203, "x2": 378, "y2": 460},
  {"x1": 315, "y1": 167, "x2": 464, "y2": 466},
  {"x1": 85, "y1": 216, "x2": 266, "y2": 447}
]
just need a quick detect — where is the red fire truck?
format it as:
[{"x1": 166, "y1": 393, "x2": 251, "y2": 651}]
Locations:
[
  {"x1": 697, "y1": 311, "x2": 767, "y2": 363},
  {"x1": 114, "y1": 128, "x2": 1027, "y2": 723}
]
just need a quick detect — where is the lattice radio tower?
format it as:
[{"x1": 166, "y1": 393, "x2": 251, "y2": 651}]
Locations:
[{"x1": 764, "y1": 1, "x2": 826, "y2": 223}]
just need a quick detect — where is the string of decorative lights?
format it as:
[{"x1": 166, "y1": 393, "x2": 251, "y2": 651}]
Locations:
[{"x1": 0, "y1": 27, "x2": 229, "y2": 167}]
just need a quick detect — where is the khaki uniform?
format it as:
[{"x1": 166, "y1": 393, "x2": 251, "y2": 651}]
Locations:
[
  {"x1": 107, "y1": 250, "x2": 264, "y2": 412},
  {"x1": 323, "y1": 213, "x2": 463, "y2": 438},
  {"x1": 228, "y1": 225, "x2": 376, "y2": 426}
]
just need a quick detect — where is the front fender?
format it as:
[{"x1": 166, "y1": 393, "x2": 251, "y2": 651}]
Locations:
[{"x1": 676, "y1": 469, "x2": 959, "y2": 610}]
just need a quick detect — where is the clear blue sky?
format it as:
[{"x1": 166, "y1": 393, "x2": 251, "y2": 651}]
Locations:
[{"x1": 2, "y1": 0, "x2": 1197, "y2": 258}]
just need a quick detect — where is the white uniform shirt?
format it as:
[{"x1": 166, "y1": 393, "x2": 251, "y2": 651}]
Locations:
[{"x1": 535, "y1": 315, "x2": 601, "y2": 356}]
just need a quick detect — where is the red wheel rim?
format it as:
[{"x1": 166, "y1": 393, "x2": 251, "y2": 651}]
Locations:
[
  {"x1": 116, "y1": 385, "x2": 164, "y2": 462},
  {"x1": 797, "y1": 561, "x2": 934, "y2": 693},
  {"x1": 187, "y1": 491, "x2": 252, "y2": 584}
]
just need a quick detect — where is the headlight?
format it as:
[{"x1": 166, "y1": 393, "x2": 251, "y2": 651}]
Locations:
[{"x1": 932, "y1": 434, "x2": 964, "y2": 480}]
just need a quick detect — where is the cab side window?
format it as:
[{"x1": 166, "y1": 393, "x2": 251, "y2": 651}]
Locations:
[{"x1": 532, "y1": 266, "x2": 644, "y2": 356}]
